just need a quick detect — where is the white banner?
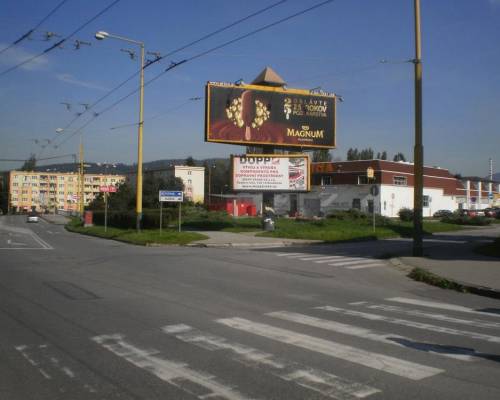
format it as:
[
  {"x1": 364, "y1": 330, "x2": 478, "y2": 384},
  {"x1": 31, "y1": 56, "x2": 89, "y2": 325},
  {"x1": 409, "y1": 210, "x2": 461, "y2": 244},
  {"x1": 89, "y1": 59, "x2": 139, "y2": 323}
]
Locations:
[{"x1": 232, "y1": 155, "x2": 310, "y2": 192}]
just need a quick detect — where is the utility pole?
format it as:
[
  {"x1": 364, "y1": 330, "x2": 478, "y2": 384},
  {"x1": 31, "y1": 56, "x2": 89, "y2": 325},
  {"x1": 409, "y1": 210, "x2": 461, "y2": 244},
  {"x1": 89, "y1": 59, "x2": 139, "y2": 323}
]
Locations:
[
  {"x1": 413, "y1": 0, "x2": 424, "y2": 256},
  {"x1": 78, "y1": 135, "x2": 85, "y2": 216}
]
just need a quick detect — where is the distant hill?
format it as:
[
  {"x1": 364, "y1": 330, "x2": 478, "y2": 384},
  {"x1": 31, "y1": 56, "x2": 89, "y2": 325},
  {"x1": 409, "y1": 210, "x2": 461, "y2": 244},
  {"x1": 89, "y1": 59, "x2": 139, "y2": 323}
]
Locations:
[{"x1": 25, "y1": 158, "x2": 229, "y2": 175}]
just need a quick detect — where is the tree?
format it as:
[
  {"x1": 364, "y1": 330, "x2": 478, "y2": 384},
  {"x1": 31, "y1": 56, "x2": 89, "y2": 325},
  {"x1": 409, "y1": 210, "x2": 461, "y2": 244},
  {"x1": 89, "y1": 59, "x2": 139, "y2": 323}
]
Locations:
[
  {"x1": 393, "y1": 152, "x2": 406, "y2": 162},
  {"x1": 312, "y1": 149, "x2": 332, "y2": 162},
  {"x1": 185, "y1": 156, "x2": 196, "y2": 166},
  {"x1": 381, "y1": 151, "x2": 387, "y2": 160},
  {"x1": 21, "y1": 154, "x2": 36, "y2": 171}
]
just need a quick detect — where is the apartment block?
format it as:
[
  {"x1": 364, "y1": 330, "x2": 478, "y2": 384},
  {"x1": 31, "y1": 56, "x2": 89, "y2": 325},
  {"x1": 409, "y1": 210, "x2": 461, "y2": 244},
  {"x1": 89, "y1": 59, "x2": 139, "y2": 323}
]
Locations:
[{"x1": 8, "y1": 170, "x2": 125, "y2": 213}]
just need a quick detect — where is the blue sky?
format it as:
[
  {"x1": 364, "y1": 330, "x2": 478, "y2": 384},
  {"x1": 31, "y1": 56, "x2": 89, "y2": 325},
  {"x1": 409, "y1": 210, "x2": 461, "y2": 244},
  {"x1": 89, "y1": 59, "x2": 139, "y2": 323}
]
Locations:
[{"x1": 1, "y1": 0, "x2": 499, "y2": 177}]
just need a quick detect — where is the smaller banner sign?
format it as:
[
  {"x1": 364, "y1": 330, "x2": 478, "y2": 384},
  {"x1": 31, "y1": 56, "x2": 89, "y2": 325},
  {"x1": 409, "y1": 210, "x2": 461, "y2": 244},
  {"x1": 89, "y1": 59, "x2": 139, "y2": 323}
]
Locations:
[
  {"x1": 100, "y1": 185, "x2": 117, "y2": 193},
  {"x1": 232, "y1": 154, "x2": 310, "y2": 192},
  {"x1": 159, "y1": 190, "x2": 183, "y2": 202}
]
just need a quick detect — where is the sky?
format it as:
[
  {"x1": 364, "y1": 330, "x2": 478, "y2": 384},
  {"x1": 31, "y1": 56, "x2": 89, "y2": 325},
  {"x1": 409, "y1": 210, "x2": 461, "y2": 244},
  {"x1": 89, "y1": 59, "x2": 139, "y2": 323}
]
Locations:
[{"x1": 0, "y1": 0, "x2": 499, "y2": 177}]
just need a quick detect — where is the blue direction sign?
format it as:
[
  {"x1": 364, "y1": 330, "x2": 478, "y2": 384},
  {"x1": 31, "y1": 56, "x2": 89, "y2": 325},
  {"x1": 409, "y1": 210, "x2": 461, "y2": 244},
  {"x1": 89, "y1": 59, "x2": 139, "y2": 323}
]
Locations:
[{"x1": 159, "y1": 190, "x2": 183, "y2": 202}]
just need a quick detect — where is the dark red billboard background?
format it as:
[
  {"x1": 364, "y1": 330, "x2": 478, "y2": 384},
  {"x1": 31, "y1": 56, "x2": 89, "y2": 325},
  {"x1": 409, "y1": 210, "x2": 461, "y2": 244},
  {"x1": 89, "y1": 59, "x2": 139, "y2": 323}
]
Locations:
[{"x1": 205, "y1": 83, "x2": 336, "y2": 149}]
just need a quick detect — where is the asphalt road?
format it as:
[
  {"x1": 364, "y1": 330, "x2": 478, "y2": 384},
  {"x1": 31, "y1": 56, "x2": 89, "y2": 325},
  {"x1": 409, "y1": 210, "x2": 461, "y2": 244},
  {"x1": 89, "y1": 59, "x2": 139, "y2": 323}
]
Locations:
[{"x1": 1, "y1": 215, "x2": 500, "y2": 400}]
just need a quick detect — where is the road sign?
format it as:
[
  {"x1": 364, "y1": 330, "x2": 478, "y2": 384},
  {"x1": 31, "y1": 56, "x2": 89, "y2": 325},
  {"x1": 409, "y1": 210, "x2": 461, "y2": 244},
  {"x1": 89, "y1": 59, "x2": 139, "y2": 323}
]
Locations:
[
  {"x1": 159, "y1": 190, "x2": 183, "y2": 202},
  {"x1": 100, "y1": 185, "x2": 117, "y2": 193}
]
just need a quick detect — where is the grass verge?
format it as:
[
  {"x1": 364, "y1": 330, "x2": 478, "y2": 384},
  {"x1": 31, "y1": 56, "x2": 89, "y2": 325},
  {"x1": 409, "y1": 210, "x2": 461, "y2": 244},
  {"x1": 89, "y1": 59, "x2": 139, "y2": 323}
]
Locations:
[
  {"x1": 475, "y1": 237, "x2": 500, "y2": 258},
  {"x1": 66, "y1": 218, "x2": 208, "y2": 246},
  {"x1": 256, "y1": 218, "x2": 462, "y2": 242},
  {"x1": 408, "y1": 267, "x2": 468, "y2": 293}
]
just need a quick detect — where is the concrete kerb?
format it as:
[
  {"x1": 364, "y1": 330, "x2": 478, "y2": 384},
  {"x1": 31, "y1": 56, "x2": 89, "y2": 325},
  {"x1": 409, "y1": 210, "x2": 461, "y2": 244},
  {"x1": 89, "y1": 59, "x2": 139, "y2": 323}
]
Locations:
[{"x1": 389, "y1": 257, "x2": 500, "y2": 300}]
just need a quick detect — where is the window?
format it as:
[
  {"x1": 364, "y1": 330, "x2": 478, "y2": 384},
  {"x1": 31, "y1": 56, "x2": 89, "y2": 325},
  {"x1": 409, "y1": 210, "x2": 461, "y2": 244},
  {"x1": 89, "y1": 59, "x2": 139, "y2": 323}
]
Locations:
[
  {"x1": 352, "y1": 198, "x2": 361, "y2": 210},
  {"x1": 13, "y1": 182, "x2": 19, "y2": 187},
  {"x1": 393, "y1": 176, "x2": 407, "y2": 186},
  {"x1": 423, "y1": 195, "x2": 430, "y2": 207},
  {"x1": 32, "y1": 183, "x2": 38, "y2": 187},
  {"x1": 188, "y1": 171, "x2": 192, "y2": 175},
  {"x1": 321, "y1": 176, "x2": 332, "y2": 186},
  {"x1": 358, "y1": 176, "x2": 369, "y2": 185},
  {"x1": 50, "y1": 176, "x2": 56, "y2": 181},
  {"x1": 59, "y1": 184, "x2": 64, "y2": 188},
  {"x1": 68, "y1": 177, "x2": 73, "y2": 182}
]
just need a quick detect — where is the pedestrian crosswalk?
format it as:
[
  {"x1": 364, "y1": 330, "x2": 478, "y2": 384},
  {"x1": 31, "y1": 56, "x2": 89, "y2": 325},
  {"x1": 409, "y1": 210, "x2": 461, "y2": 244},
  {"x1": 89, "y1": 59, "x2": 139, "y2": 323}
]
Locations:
[
  {"x1": 13, "y1": 297, "x2": 500, "y2": 399},
  {"x1": 273, "y1": 252, "x2": 387, "y2": 270}
]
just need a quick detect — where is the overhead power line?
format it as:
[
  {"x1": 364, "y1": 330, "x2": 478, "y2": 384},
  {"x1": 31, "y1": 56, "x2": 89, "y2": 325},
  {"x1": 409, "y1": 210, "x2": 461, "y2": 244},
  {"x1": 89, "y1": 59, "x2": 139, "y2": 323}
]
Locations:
[
  {"x1": 53, "y1": 0, "x2": 335, "y2": 150},
  {"x1": 55, "y1": 0, "x2": 289, "y2": 137},
  {"x1": 0, "y1": 0, "x2": 122, "y2": 78},
  {"x1": 0, "y1": 0, "x2": 70, "y2": 56}
]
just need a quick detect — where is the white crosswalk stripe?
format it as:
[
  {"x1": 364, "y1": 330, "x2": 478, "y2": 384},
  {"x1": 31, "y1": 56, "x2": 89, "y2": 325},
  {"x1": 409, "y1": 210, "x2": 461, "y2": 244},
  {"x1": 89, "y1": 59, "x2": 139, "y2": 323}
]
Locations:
[
  {"x1": 354, "y1": 303, "x2": 500, "y2": 330},
  {"x1": 162, "y1": 324, "x2": 381, "y2": 399},
  {"x1": 387, "y1": 297, "x2": 500, "y2": 318},
  {"x1": 93, "y1": 333, "x2": 253, "y2": 400},
  {"x1": 316, "y1": 306, "x2": 500, "y2": 343},
  {"x1": 266, "y1": 311, "x2": 474, "y2": 361},
  {"x1": 273, "y1": 252, "x2": 386, "y2": 270},
  {"x1": 216, "y1": 317, "x2": 443, "y2": 380}
]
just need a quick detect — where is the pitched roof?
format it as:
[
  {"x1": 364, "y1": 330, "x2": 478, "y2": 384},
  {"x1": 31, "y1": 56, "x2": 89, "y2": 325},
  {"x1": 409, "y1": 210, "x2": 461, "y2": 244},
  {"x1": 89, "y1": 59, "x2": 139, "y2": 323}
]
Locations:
[{"x1": 251, "y1": 66, "x2": 286, "y2": 87}]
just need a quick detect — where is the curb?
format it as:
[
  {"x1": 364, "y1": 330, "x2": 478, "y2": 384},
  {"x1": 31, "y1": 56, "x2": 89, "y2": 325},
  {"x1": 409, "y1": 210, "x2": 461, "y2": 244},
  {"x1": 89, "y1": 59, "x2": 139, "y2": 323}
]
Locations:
[
  {"x1": 390, "y1": 257, "x2": 500, "y2": 300},
  {"x1": 185, "y1": 241, "x2": 315, "y2": 249}
]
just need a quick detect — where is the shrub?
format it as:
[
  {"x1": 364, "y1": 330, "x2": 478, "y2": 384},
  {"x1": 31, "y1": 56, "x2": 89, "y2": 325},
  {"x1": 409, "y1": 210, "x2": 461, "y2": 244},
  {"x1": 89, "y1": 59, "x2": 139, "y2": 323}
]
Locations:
[
  {"x1": 441, "y1": 215, "x2": 492, "y2": 226},
  {"x1": 398, "y1": 208, "x2": 414, "y2": 222}
]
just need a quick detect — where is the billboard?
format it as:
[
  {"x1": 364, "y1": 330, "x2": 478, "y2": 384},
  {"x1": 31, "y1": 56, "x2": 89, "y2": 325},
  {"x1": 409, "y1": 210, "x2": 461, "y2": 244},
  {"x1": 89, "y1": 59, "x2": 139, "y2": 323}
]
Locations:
[
  {"x1": 232, "y1": 154, "x2": 310, "y2": 192},
  {"x1": 206, "y1": 82, "x2": 336, "y2": 149}
]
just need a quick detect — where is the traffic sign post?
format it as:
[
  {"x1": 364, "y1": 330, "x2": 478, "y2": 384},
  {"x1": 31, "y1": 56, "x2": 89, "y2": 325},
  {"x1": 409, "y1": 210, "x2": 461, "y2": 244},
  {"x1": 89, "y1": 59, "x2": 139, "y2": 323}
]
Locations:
[
  {"x1": 159, "y1": 190, "x2": 184, "y2": 233},
  {"x1": 100, "y1": 185, "x2": 117, "y2": 232}
]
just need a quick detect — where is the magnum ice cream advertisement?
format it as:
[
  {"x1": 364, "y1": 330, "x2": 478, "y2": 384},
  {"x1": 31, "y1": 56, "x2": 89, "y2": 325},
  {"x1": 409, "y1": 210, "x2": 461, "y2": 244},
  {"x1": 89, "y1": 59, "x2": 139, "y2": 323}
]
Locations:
[
  {"x1": 232, "y1": 154, "x2": 310, "y2": 192},
  {"x1": 206, "y1": 82, "x2": 336, "y2": 149}
]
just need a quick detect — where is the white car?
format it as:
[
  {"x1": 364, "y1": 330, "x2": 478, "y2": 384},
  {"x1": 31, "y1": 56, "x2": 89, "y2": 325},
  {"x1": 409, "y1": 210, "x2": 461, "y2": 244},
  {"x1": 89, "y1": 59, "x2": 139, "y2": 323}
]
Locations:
[{"x1": 27, "y1": 212, "x2": 39, "y2": 223}]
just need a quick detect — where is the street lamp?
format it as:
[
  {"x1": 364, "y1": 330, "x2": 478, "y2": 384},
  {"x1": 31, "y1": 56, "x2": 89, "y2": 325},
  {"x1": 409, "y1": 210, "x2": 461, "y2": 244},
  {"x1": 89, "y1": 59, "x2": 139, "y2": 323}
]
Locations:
[{"x1": 95, "y1": 30, "x2": 145, "y2": 232}]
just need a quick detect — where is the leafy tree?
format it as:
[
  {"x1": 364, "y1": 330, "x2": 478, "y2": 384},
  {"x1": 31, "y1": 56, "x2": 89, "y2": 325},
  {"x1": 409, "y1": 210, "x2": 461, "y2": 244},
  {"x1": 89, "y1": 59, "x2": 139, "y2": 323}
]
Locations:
[
  {"x1": 185, "y1": 156, "x2": 196, "y2": 166},
  {"x1": 312, "y1": 149, "x2": 332, "y2": 162},
  {"x1": 393, "y1": 152, "x2": 406, "y2": 162},
  {"x1": 21, "y1": 154, "x2": 37, "y2": 171},
  {"x1": 381, "y1": 150, "x2": 387, "y2": 160}
]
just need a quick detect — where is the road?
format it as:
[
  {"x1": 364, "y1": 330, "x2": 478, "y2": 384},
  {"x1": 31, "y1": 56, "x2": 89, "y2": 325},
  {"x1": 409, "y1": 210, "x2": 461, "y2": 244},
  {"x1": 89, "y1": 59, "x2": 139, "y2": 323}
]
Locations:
[{"x1": 1, "y1": 215, "x2": 500, "y2": 399}]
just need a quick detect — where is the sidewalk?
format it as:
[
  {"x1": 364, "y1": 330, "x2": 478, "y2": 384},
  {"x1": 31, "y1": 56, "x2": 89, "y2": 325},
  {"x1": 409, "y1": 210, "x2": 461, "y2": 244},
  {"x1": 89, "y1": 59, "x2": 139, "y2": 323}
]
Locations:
[
  {"x1": 41, "y1": 214, "x2": 70, "y2": 225},
  {"x1": 188, "y1": 230, "x2": 322, "y2": 248}
]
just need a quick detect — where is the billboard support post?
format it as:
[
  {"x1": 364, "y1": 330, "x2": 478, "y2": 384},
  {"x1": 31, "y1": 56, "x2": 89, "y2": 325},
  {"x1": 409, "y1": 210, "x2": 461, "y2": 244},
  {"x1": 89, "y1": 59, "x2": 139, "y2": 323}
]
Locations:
[
  {"x1": 159, "y1": 201, "x2": 163, "y2": 235},
  {"x1": 178, "y1": 202, "x2": 182, "y2": 232}
]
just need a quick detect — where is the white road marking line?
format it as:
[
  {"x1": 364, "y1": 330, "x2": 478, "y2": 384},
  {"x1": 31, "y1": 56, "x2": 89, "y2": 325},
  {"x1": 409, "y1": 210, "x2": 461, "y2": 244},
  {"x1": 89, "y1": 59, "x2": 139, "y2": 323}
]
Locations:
[
  {"x1": 30, "y1": 232, "x2": 53, "y2": 249},
  {"x1": 299, "y1": 255, "x2": 345, "y2": 261},
  {"x1": 267, "y1": 311, "x2": 473, "y2": 361},
  {"x1": 15, "y1": 345, "x2": 52, "y2": 380},
  {"x1": 0, "y1": 248, "x2": 52, "y2": 250},
  {"x1": 162, "y1": 324, "x2": 380, "y2": 399},
  {"x1": 328, "y1": 260, "x2": 378, "y2": 267},
  {"x1": 216, "y1": 317, "x2": 443, "y2": 381},
  {"x1": 276, "y1": 253, "x2": 305, "y2": 257},
  {"x1": 93, "y1": 333, "x2": 254, "y2": 400},
  {"x1": 316, "y1": 306, "x2": 500, "y2": 344},
  {"x1": 387, "y1": 297, "x2": 500, "y2": 318},
  {"x1": 349, "y1": 302, "x2": 368, "y2": 306},
  {"x1": 346, "y1": 264, "x2": 385, "y2": 270},
  {"x1": 361, "y1": 304, "x2": 500, "y2": 330}
]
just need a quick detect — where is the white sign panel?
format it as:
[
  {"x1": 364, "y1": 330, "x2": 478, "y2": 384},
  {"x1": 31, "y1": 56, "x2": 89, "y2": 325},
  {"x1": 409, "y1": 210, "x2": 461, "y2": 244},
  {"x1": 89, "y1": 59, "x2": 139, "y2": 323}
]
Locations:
[
  {"x1": 232, "y1": 155, "x2": 310, "y2": 192},
  {"x1": 159, "y1": 190, "x2": 183, "y2": 202}
]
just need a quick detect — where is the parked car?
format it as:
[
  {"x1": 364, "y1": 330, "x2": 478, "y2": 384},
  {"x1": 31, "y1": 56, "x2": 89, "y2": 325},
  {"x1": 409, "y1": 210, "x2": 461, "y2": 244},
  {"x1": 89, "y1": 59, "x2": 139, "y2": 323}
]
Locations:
[
  {"x1": 433, "y1": 209, "x2": 453, "y2": 218},
  {"x1": 456, "y1": 209, "x2": 480, "y2": 217},
  {"x1": 26, "y1": 212, "x2": 39, "y2": 223},
  {"x1": 483, "y1": 208, "x2": 500, "y2": 218}
]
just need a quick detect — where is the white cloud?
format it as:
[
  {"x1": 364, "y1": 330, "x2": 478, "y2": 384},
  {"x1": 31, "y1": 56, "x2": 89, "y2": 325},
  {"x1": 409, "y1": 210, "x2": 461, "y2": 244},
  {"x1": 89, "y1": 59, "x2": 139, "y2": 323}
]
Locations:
[
  {"x1": 0, "y1": 43, "x2": 49, "y2": 71},
  {"x1": 56, "y1": 73, "x2": 109, "y2": 91}
]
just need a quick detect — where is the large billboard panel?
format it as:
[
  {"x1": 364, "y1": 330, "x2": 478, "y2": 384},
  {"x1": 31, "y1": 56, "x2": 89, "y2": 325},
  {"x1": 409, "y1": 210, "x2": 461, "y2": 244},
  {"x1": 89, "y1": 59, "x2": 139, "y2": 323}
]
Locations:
[
  {"x1": 206, "y1": 82, "x2": 336, "y2": 149},
  {"x1": 232, "y1": 154, "x2": 310, "y2": 192}
]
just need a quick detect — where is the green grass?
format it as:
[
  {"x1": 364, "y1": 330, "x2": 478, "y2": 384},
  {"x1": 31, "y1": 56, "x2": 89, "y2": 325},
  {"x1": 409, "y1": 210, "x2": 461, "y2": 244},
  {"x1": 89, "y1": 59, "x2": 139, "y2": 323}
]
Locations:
[
  {"x1": 66, "y1": 218, "x2": 208, "y2": 245},
  {"x1": 256, "y1": 218, "x2": 463, "y2": 242},
  {"x1": 475, "y1": 237, "x2": 500, "y2": 258},
  {"x1": 408, "y1": 267, "x2": 468, "y2": 292}
]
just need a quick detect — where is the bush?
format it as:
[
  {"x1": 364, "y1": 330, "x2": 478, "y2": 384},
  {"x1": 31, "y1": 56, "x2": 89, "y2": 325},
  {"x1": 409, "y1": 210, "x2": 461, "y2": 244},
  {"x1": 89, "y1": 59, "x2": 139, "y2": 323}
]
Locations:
[
  {"x1": 91, "y1": 207, "x2": 181, "y2": 229},
  {"x1": 327, "y1": 209, "x2": 369, "y2": 220},
  {"x1": 398, "y1": 208, "x2": 414, "y2": 222},
  {"x1": 441, "y1": 215, "x2": 492, "y2": 226}
]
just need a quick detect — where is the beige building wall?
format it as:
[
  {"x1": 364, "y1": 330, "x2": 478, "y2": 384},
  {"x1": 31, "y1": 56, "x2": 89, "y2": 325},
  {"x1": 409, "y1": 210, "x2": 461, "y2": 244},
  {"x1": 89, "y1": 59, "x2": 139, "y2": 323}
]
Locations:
[
  {"x1": 174, "y1": 166, "x2": 205, "y2": 203},
  {"x1": 8, "y1": 170, "x2": 125, "y2": 212}
]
